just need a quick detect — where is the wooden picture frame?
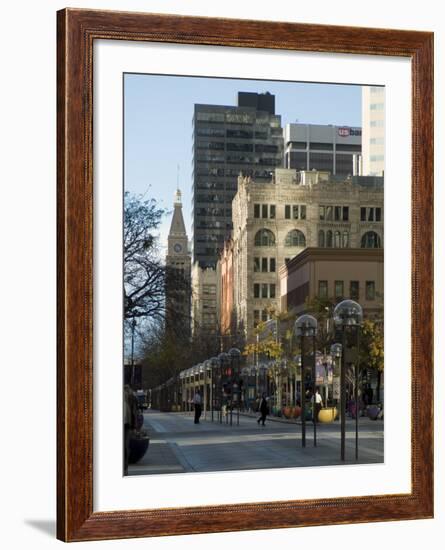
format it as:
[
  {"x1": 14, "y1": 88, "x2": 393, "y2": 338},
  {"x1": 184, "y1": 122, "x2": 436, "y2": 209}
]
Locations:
[{"x1": 57, "y1": 8, "x2": 433, "y2": 542}]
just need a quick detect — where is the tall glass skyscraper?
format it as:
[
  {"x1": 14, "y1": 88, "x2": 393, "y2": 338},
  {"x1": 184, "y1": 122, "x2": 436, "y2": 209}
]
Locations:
[{"x1": 192, "y1": 92, "x2": 283, "y2": 267}]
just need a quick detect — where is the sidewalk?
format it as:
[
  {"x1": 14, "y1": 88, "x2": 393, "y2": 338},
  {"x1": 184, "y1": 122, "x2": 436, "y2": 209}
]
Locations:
[
  {"x1": 183, "y1": 407, "x2": 383, "y2": 428},
  {"x1": 127, "y1": 409, "x2": 384, "y2": 476}
]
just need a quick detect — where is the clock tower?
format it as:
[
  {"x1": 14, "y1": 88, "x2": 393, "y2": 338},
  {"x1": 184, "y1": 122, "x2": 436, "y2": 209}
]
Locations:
[{"x1": 165, "y1": 189, "x2": 191, "y2": 338}]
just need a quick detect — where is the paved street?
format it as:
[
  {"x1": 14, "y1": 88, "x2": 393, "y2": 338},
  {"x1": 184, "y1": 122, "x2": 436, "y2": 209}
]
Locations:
[{"x1": 128, "y1": 410, "x2": 383, "y2": 476}]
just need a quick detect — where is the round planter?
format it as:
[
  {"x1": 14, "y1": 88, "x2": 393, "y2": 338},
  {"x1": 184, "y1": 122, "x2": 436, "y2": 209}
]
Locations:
[
  {"x1": 129, "y1": 432, "x2": 150, "y2": 464},
  {"x1": 367, "y1": 405, "x2": 381, "y2": 420},
  {"x1": 305, "y1": 409, "x2": 313, "y2": 421},
  {"x1": 318, "y1": 407, "x2": 338, "y2": 424},
  {"x1": 349, "y1": 402, "x2": 358, "y2": 419},
  {"x1": 293, "y1": 406, "x2": 302, "y2": 419},
  {"x1": 283, "y1": 406, "x2": 292, "y2": 418}
]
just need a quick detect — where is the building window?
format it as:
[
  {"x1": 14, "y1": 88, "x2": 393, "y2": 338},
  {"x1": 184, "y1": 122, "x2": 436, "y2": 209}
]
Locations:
[
  {"x1": 366, "y1": 281, "x2": 376, "y2": 300},
  {"x1": 318, "y1": 230, "x2": 325, "y2": 247},
  {"x1": 334, "y1": 231, "x2": 341, "y2": 248},
  {"x1": 318, "y1": 280, "x2": 328, "y2": 299},
  {"x1": 254, "y1": 310, "x2": 260, "y2": 327},
  {"x1": 343, "y1": 231, "x2": 349, "y2": 248},
  {"x1": 255, "y1": 204, "x2": 276, "y2": 219},
  {"x1": 335, "y1": 280, "x2": 344, "y2": 298},
  {"x1": 255, "y1": 257, "x2": 276, "y2": 272},
  {"x1": 326, "y1": 230, "x2": 333, "y2": 248},
  {"x1": 285, "y1": 204, "x2": 306, "y2": 220},
  {"x1": 350, "y1": 281, "x2": 359, "y2": 300},
  {"x1": 261, "y1": 310, "x2": 269, "y2": 322},
  {"x1": 254, "y1": 283, "x2": 276, "y2": 299},
  {"x1": 320, "y1": 205, "x2": 349, "y2": 221},
  {"x1": 361, "y1": 206, "x2": 382, "y2": 222},
  {"x1": 361, "y1": 231, "x2": 382, "y2": 248},
  {"x1": 254, "y1": 229, "x2": 276, "y2": 246},
  {"x1": 284, "y1": 229, "x2": 306, "y2": 247}
]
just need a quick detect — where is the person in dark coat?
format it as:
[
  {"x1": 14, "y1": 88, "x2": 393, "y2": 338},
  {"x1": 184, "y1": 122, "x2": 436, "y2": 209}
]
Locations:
[{"x1": 257, "y1": 393, "x2": 269, "y2": 427}]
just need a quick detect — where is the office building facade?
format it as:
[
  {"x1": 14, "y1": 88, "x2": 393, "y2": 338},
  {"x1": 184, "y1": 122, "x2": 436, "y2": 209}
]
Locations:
[
  {"x1": 362, "y1": 86, "x2": 385, "y2": 176},
  {"x1": 284, "y1": 123, "x2": 362, "y2": 176},
  {"x1": 279, "y1": 247, "x2": 383, "y2": 318},
  {"x1": 191, "y1": 263, "x2": 218, "y2": 336},
  {"x1": 220, "y1": 169, "x2": 383, "y2": 342},
  {"x1": 193, "y1": 92, "x2": 283, "y2": 268}
]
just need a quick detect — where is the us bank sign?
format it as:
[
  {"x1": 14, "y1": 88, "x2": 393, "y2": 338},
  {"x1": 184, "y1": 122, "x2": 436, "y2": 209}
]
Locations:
[{"x1": 338, "y1": 127, "x2": 362, "y2": 137}]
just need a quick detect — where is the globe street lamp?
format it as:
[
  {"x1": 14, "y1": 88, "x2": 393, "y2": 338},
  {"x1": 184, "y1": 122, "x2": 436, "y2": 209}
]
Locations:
[
  {"x1": 294, "y1": 314, "x2": 318, "y2": 448},
  {"x1": 333, "y1": 300, "x2": 363, "y2": 461}
]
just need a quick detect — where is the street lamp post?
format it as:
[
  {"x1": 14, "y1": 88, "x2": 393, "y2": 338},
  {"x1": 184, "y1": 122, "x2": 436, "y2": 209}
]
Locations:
[
  {"x1": 330, "y1": 343, "x2": 342, "y2": 411},
  {"x1": 218, "y1": 352, "x2": 230, "y2": 424},
  {"x1": 293, "y1": 354, "x2": 302, "y2": 408},
  {"x1": 333, "y1": 300, "x2": 363, "y2": 461},
  {"x1": 209, "y1": 357, "x2": 218, "y2": 422},
  {"x1": 130, "y1": 318, "x2": 137, "y2": 388},
  {"x1": 294, "y1": 315, "x2": 318, "y2": 448},
  {"x1": 229, "y1": 348, "x2": 241, "y2": 426}
]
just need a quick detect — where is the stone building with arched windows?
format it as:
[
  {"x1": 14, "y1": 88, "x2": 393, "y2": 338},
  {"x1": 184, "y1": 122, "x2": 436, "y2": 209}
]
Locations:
[{"x1": 218, "y1": 168, "x2": 383, "y2": 342}]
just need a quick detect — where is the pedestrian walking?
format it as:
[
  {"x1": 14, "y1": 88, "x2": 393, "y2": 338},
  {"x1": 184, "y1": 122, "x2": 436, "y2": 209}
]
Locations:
[
  {"x1": 257, "y1": 393, "x2": 269, "y2": 427},
  {"x1": 193, "y1": 390, "x2": 202, "y2": 424},
  {"x1": 312, "y1": 387, "x2": 323, "y2": 422}
]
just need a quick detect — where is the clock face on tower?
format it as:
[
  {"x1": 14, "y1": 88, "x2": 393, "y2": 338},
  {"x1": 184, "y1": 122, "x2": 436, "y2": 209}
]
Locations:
[{"x1": 174, "y1": 243, "x2": 182, "y2": 253}]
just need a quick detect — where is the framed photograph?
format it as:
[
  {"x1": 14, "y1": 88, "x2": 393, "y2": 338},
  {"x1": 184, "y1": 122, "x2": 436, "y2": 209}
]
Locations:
[{"x1": 57, "y1": 8, "x2": 433, "y2": 542}]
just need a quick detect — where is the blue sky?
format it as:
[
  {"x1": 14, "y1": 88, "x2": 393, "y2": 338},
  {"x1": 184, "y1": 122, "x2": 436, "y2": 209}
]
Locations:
[{"x1": 124, "y1": 74, "x2": 362, "y2": 254}]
